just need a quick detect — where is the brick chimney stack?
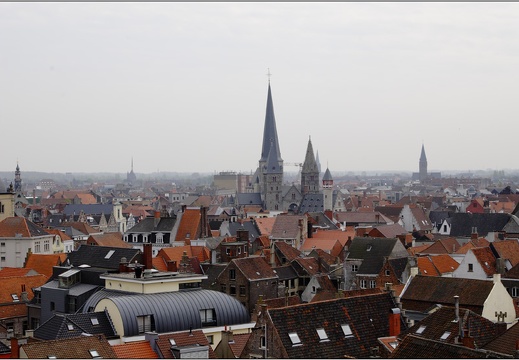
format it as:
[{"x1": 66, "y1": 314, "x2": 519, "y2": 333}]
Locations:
[
  {"x1": 389, "y1": 308, "x2": 401, "y2": 336},
  {"x1": 10, "y1": 337, "x2": 19, "y2": 359},
  {"x1": 143, "y1": 243, "x2": 153, "y2": 270}
]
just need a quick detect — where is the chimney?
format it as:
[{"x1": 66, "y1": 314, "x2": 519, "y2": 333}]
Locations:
[
  {"x1": 471, "y1": 228, "x2": 478, "y2": 240},
  {"x1": 497, "y1": 258, "x2": 506, "y2": 275},
  {"x1": 200, "y1": 206, "x2": 209, "y2": 238},
  {"x1": 143, "y1": 243, "x2": 153, "y2": 270},
  {"x1": 389, "y1": 308, "x2": 401, "y2": 336},
  {"x1": 167, "y1": 260, "x2": 178, "y2": 272},
  {"x1": 145, "y1": 331, "x2": 159, "y2": 353},
  {"x1": 154, "y1": 210, "x2": 161, "y2": 228},
  {"x1": 10, "y1": 337, "x2": 19, "y2": 359},
  {"x1": 119, "y1": 257, "x2": 129, "y2": 273},
  {"x1": 454, "y1": 295, "x2": 460, "y2": 322}
]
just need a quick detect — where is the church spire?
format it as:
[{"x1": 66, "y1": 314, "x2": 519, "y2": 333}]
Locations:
[
  {"x1": 301, "y1": 136, "x2": 319, "y2": 195},
  {"x1": 419, "y1": 143, "x2": 428, "y2": 182},
  {"x1": 259, "y1": 81, "x2": 282, "y2": 164}
]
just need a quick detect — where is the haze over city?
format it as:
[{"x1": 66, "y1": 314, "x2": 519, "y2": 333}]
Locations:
[{"x1": 2, "y1": 2, "x2": 518, "y2": 174}]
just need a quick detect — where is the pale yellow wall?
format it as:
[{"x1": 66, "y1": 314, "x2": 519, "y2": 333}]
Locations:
[
  {"x1": 95, "y1": 299, "x2": 124, "y2": 336},
  {"x1": 104, "y1": 278, "x2": 202, "y2": 294},
  {"x1": 482, "y1": 275, "x2": 517, "y2": 327},
  {"x1": 0, "y1": 193, "x2": 15, "y2": 222}
]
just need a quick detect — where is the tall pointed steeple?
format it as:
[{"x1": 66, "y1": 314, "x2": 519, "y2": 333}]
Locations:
[
  {"x1": 259, "y1": 83, "x2": 282, "y2": 164},
  {"x1": 301, "y1": 136, "x2": 319, "y2": 195},
  {"x1": 419, "y1": 144, "x2": 428, "y2": 182},
  {"x1": 315, "y1": 150, "x2": 321, "y2": 174}
]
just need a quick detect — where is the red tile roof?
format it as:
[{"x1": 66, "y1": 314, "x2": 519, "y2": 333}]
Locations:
[
  {"x1": 0, "y1": 274, "x2": 48, "y2": 303},
  {"x1": 430, "y1": 254, "x2": 459, "y2": 274},
  {"x1": 112, "y1": 341, "x2": 158, "y2": 359},
  {"x1": 0, "y1": 302, "x2": 27, "y2": 319},
  {"x1": 417, "y1": 257, "x2": 441, "y2": 276},
  {"x1": 0, "y1": 217, "x2": 49, "y2": 237},
  {"x1": 24, "y1": 253, "x2": 67, "y2": 278},
  {"x1": 254, "y1": 217, "x2": 276, "y2": 236},
  {"x1": 87, "y1": 233, "x2": 132, "y2": 248},
  {"x1": 472, "y1": 247, "x2": 497, "y2": 277},
  {"x1": 228, "y1": 333, "x2": 250, "y2": 358},
  {"x1": 175, "y1": 208, "x2": 201, "y2": 243},
  {"x1": 492, "y1": 239, "x2": 519, "y2": 267},
  {"x1": 156, "y1": 330, "x2": 216, "y2": 359}
]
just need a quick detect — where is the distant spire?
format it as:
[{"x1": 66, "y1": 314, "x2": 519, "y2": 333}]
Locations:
[
  {"x1": 302, "y1": 137, "x2": 318, "y2": 174},
  {"x1": 260, "y1": 81, "x2": 282, "y2": 163},
  {"x1": 420, "y1": 143, "x2": 427, "y2": 162}
]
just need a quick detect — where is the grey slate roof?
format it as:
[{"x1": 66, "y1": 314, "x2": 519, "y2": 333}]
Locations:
[
  {"x1": 90, "y1": 289, "x2": 250, "y2": 337},
  {"x1": 346, "y1": 237, "x2": 401, "y2": 275},
  {"x1": 449, "y1": 213, "x2": 511, "y2": 237},
  {"x1": 306, "y1": 212, "x2": 337, "y2": 229},
  {"x1": 322, "y1": 167, "x2": 332, "y2": 181},
  {"x1": 39, "y1": 279, "x2": 99, "y2": 297},
  {"x1": 34, "y1": 311, "x2": 117, "y2": 340},
  {"x1": 298, "y1": 193, "x2": 324, "y2": 213},
  {"x1": 126, "y1": 216, "x2": 176, "y2": 233},
  {"x1": 236, "y1": 193, "x2": 262, "y2": 206},
  {"x1": 64, "y1": 204, "x2": 113, "y2": 216},
  {"x1": 226, "y1": 221, "x2": 261, "y2": 241},
  {"x1": 66, "y1": 245, "x2": 141, "y2": 270}
]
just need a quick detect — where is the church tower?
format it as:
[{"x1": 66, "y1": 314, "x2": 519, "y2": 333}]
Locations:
[
  {"x1": 258, "y1": 80, "x2": 283, "y2": 210},
  {"x1": 301, "y1": 137, "x2": 319, "y2": 195},
  {"x1": 322, "y1": 167, "x2": 333, "y2": 211},
  {"x1": 14, "y1": 163, "x2": 22, "y2": 192},
  {"x1": 419, "y1": 144, "x2": 428, "y2": 182}
]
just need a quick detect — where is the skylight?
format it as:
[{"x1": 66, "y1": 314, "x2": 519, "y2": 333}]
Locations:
[
  {"x1": 440, "y1": 331, "x2": 451, "y2": 340},
  {"x1": 416, "y1": 325, "x2": 426, "y2": 334},
  {"x1": 89, "y1": 350, "x2": 101, "y2": 359},
  {"x1": 169, "y1": 338, "x2": 176, "y2": 346},
  {"x1": 316, "y1": 328, "x2": 329, "y2": 342},
  {"x1": 90, "y1": 317, "x2": 99, "y2": 326},
  {"x1": 67, "y1": 324, "x2": 74, "y2": 331},
  {"x1": 288, "y1": 332, "x2": 302, "y2": 346},
  {"x1": 104, "y1": 250, "x2": 115, "y2": 259},
  {"x1": 341, "y1": 324, "x2": 353, "y2": 338},
  {"x1": 11, "y1": 294, "x2": 19, "y2": 301}
]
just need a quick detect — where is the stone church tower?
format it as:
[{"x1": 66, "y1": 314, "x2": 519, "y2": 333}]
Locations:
[
  {"x1": 257, "y1": 81, "x2": 283, "y2": 211},
  {"x1": 301, "y1": 137, "x2": 320, "y2": 196},
  {"x1": 322, "y1": 167, "x2": 333, "y2": 211}
]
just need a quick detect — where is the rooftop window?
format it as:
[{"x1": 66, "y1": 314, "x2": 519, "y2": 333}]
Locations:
[
  {"x1": 89, "y1": 350, "x2": 101, "y2": 359},
  {"x1": 169, "y1": 338, "x2": 176, "y2": 346},
  {"x1": 341, "y1": 324, "x2": 354, "y2": 338},
  {"x1": 104, "y1": 250, "x2": 115, "y2": 259},
  {"x1": 288, "y1": 332, "x2": 302, "y2": 346},
  {"x1": 316, "y1": 328, "x2": 329, "y2": 342},
  {"x1": 90, "y1": 317, "x2": 99, "y2": 326},
  {"x1": 416, "y1": 325, "x2": 426, "y2": 334},
  {"x1": 440, "y1": 331, "x2": 450, "y2": 340}
]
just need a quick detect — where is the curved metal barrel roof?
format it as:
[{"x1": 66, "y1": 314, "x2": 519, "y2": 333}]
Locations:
[{"x1": 92, "y1": 289, "x2": 250, "y2": 336}]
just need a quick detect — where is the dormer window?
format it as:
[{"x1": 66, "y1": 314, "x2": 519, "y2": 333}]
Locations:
[{"x1": 288, "y1": 332, "x2": 302, "y2": 346}]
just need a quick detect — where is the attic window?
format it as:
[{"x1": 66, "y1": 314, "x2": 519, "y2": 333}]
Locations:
[
  {"x1": 389, "y1": 341, "x2": 398, "y2": 349},
  {"x1": 11, "y1": 294, "x2": 19, "y2": 301},
  {"x1": 367, "y1": 245, "x2": 372, "y2": 251},
  {"x1": 89, "y1": 350, "x2": 101, "y2": 358},
  {"x1": 288, "y1": 332, "x2": 302, "y2": 346},
  {"x1": 341, "y1": 324, "x2": 354, "y2": 338},
  {"x1": 440, "y1": 331, "x2": 451, "y2": 340},
  {"x1": 47, "y1": 355, "x2": 57, "y2": 359},
  {"x1": 316, "y1": 328, "x2": 329, "y2": 342},
  {"x1": 169, "y1": 338, "x2": 176, "y2": 346},
  {"x1": 90, "y1": 317, "x2": 99, "y2": 326},
  {"x1": 416, "y1": 325, "x2": 426, "y2": 334},
  {"x1": 104, "y1": 250, "x2": 115, "y2": 259},
  {"x1": 67, "y1": 324, "x2": 74, "y2": 331}
]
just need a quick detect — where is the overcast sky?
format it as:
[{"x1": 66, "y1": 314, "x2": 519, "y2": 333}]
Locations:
[{"x1": 1, "y1": 2, "x2": 518, "y2": 175}]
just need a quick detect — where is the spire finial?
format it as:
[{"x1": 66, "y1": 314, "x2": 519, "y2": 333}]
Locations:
[{"x1": 266, "y1": 68, "x2": 272, "y2": 83}]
